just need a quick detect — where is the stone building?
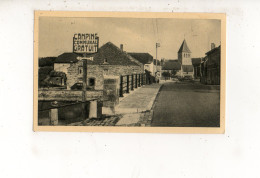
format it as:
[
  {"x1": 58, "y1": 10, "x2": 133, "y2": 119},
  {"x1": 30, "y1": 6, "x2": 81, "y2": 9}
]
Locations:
[
  {"x1": 177, "y1": 39, "x2": 194, "y2": 78},
  {"x1": 66, "y1": 60, "x2": 104, "y2": 91},
  {"x1": 54, "y1": 42, "x2": 144, "y2": 90},
  {"x1": 93, "y1": 42, "x2": 144, "y2": 76}
]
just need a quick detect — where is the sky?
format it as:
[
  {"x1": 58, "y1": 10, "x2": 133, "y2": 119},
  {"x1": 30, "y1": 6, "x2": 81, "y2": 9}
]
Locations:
[{"x1": 39, "y1": 17, "x2": 221, "y2": 59}]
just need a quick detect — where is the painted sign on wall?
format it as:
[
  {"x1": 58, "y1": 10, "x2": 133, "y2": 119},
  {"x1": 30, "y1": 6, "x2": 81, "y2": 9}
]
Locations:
[{"x1": 73, "y1": 33, "x2": 99, "y2": 53}]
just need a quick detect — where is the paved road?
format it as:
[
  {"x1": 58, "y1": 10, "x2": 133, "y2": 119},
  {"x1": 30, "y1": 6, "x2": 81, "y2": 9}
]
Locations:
[{"x1": 151, "y1": 82, "x2": 220, "y2": 127}]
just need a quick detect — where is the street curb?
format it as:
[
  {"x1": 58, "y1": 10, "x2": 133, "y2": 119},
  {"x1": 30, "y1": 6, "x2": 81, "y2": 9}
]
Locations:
[
  {"x1": 149, "y1": 84, "x2": 164, "y2": 125},
  {"x1": 151, "y1": 84, "x2": 164, "y2": 110}
]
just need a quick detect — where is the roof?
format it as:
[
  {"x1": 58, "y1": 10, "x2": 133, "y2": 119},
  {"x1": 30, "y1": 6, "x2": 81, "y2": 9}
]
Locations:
[
  {"x1": 178, "y1": 39, "x2": 191, "y2": 53},
  {"x1": 54, "y1": 42, "x2": 141, "y2": 66},
  {"x1": 39, "y1": 57, "x2": 57, "y2": 67},
  {"x1": 128, "y1": 53, "x2": 153, "y2": 64},
  {"x1": 192, "y1": 58, "x2": 202, "y2": 67},
  {"x1": 206, "y1": 45, "x2": 221, "y2": 56},
  {"x1": 91, "y1": 42, "x2": 139, "y2": 66},
  {"x1": 55, "y1": 53, "x2": 81, "y2": 63},
  {"x1": 182, "y1": 65, "x2": 193, "y2": 72},
  {"x1": 153, "y1": 59, "x2": 161, "y2": 66},
  {"x1": 162, "y1": 60, "x2": 181, "y2": 70}
]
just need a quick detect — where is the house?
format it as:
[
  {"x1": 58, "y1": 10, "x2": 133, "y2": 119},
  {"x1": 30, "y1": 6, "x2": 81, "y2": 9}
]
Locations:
[
  {"x1": 192, "y1": 58, "x2": 203, "y2": 79},
  {"x1": 53, "y1": 42, "x2": 144, "y2": 89},
  {"x1": 128, "y1": 52, "x2": 155, "y2": 75},
  {"x1": 201, "y1": 45, "x2": 221, "y2": 85},
  {"x1": 54, "y1": 53, "x2": 80, "y2": 74},
  {"x1": 161, "y1": 59, "x2": 182, "y2": 76},
  {"x1": 177, "y1": 39, "x2": 194, "y2": 78},
  {"x1": 53, "y1": 42, "x2": 145, "y2": 108},
  {"x1": 92, "y1": 42, "x2": 144, "y2": 76}
]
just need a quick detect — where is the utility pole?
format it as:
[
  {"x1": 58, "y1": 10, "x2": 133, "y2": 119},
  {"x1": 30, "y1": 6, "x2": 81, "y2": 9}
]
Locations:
[{"x1": 156, "y1": 42, "x2": 160, "y2": 81}]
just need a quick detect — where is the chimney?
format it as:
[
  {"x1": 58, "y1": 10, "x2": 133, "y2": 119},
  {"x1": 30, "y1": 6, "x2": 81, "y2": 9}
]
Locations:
[
  {"x1": 120, "y1": 44, "x2": 123, "y2": 51},
  {"x1": 211, "y1": 43, "x2": 215, "y2": 50}
]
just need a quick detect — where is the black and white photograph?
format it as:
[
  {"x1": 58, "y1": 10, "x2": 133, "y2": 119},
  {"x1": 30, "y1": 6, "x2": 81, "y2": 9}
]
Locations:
[
  {"x1": 4, "y1": 1, "x2": 260, "y2": 177},
  {"x1": 34, "y1": 11, "x2": 225, "y2": 133}
]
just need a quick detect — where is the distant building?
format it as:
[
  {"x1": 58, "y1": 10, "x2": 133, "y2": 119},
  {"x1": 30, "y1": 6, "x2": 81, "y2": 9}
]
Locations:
[
  {"x1": 128, "y1": 52, "x2": 156, "y2": 76},
  {"x1": 161, "y1": 59, "x2": 182, "y2": 76},
  {"x1": 200, "y1": 45, "x2": 221, "y2": 85},
  {"x1": 178, "y1": 39, "x2": 194, "y2": 78},
  {"x1": 192, "y1": 58, "x2": 203, "y2": 79}
]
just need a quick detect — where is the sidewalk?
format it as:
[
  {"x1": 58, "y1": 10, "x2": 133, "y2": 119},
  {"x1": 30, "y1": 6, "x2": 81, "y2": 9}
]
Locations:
[
  {"x1": 115, "y1": 83, "x2": 162, "y2": 114},
  {"x1": 115, "y1": 83, "x2": 162, "y2": 126}
]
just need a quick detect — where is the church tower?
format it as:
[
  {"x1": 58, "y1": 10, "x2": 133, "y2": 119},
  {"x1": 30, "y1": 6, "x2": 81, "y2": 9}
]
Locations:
[
  {"x1": 177, "y1": 39, "x2": 194, "y2": 78},
  {"x1": 177, "y1": 39, "x2": 192, "y2": 65}
]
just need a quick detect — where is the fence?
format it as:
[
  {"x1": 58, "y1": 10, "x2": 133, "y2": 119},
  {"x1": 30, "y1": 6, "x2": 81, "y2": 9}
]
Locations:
[
  {"x1": 119, "y1": 73, "x2": 147, "y2": 97},
  {"x1": 38, "y1": 100, "x2": 102, "y2": 126}
]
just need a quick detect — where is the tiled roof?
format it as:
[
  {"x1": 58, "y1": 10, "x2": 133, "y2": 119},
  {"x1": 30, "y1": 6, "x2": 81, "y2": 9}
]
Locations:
[
  {"x1": 178, "y1": 39, "x2": 191, "y2": 53},
  {"x1": 91, "y1": 42, "x2": 139, "y2": 66},
  {"x1": 162, "y1": 60, "x2": 181, "y2": 70},
  {"x1": 192, "y1": 58, "x2": 202, "y2": 67},
  {"x1": 182, "y1": 65, "x2": 193, "y2": 72},
  {"x1": 206, "y1": 45, "x2": 221, "y2": 56},
  {"x1": 128, "y1": 53, "x2": 153, "y2": 64}
]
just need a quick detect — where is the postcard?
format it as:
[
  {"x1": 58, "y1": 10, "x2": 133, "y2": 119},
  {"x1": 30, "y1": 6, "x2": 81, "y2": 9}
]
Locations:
[{"x1": 34, "y1": 11, "x2": 226, "y2": 133}]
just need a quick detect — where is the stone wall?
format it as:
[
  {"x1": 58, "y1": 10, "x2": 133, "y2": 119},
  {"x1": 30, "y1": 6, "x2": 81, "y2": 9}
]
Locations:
[
  {"x1": 38, "y1": 89, "x2": 103, "y2": 101},
  {"x1": 103, "y1": 76, "x2": 120, "y2": 107},
  {"x1": 87, "y1": 64, "x2": 104, "y2": 90},
  {"x1": 54, "y1": 63, "x2": 71, "y2": 74},
  {"x1": 101, "y1": 65, "x2": 143, "y2": 76},
  {"x1": 66, "y1": 61, "x2": 104, "y2": 90},
  {"x1": 66, "y1": 60, "x2": 84, "y2": 89}
]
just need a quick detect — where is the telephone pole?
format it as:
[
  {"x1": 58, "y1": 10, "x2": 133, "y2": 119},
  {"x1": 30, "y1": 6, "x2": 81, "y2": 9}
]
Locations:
[
  {"x1": 156, "y1": 42, "x2": 160, "y2": 82},
  {"x1": 156, "y1": 42, "x2": 160, "y2": 72}
]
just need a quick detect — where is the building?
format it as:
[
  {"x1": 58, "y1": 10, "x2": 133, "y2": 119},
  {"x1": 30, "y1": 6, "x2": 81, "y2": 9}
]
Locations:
[
  {"x1": 53, "y1": 42, "x2": 144, "y2": 89},
  {"x1": 54, "y1": 53, "x2": 79, "y2": 74},
  {"x1": 128, "y1": 52, "x2": 156, "y2": 76},
  {"x1": 200, "y1": 45, "x2": 221, "y2": 85},
  {"x1": 161, "y1": 59, "x2": 182, "y2": 77},
  {"x1": 192, "y1": 58, "x2": 203, "y2": 79},
  {"x1": 52, "y1": 41, "x2": 145, "y2": 108},
  {"x1": 177, "y1": 39, "x2": 194, "y2": 78},
  {"x1": 92, "y1": 42, "x2": 144, "y2": 76}
]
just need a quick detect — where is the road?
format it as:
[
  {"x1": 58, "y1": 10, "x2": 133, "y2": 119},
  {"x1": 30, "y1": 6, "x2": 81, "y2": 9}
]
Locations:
[{"x1": 151, "y1": 81, "x2": 220, "y2": 127}]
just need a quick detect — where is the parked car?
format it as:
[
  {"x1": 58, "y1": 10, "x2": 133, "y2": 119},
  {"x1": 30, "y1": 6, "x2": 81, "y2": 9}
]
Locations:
[{"x1": 178, "y1": 76, "x2": 194, "y2": 82}]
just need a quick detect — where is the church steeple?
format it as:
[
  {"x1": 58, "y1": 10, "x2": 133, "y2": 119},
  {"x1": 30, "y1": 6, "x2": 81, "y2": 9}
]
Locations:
[
  {"x1": 178, "y1": 39, "x2": 191, "y2": 53},
  {"x1": 178, "y1": 39, "x2": 192, "y2": 65}
]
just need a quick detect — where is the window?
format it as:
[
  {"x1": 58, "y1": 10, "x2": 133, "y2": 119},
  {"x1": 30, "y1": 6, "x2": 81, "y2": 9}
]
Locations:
[
  {"x1": 104, "y1": 69, "x2": 108, "y2": 75},
  {"x1": 89, "y1": 78, "x2": 95, "y2": 87},
  {"x1": 78, "y1": 66, "x2": 83, "y2": 74}
]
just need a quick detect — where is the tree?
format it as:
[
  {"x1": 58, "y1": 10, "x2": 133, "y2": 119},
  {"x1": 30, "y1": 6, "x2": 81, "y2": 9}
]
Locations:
[
  {"x1": 171, "y1": 69, "x2": 177, "y2": 78},
  {"x1": 162, "y1": 71, "x2": 171, "y2": 80}
]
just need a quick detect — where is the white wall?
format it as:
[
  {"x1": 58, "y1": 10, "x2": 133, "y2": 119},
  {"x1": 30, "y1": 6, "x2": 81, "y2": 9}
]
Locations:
[{"x1": 54, "y1": 63, "x2": 71, "y2": 74}]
